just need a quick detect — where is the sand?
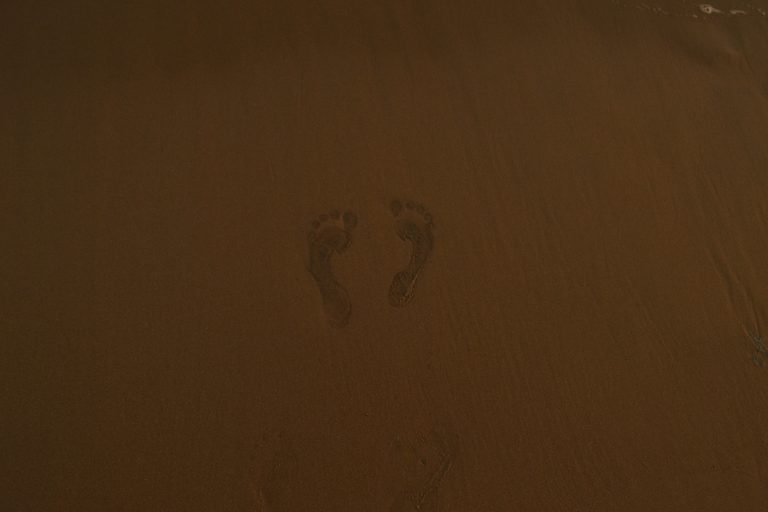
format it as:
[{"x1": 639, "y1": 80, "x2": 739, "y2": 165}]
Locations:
[{"x1": 3, "y1": 0, "x2": 768, "y2": 510}]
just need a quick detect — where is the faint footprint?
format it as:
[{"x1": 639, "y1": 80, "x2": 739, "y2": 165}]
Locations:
[
  {"x1": 747, "y1": 330, "x2": 767, "y2": 367},
  {"x1": 389, "y1": 426, "x2": 457, "y2": 511},
  {"x1": 611, "y1": 0, "x2": 766, "y2": 18},
  {"x1": 308, "y1": 209, "x2": 357, "y2": 327},
  {"x1": 389, "y1": 200, "x2": 434, "y2": 307},
  {"x1": 260, "y1": 442, "x2": 300, "y2": 511}
]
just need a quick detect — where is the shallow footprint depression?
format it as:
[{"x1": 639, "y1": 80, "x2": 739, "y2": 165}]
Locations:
[
  {"x1": 308, "y1": 209, "x2": 358, "y2": 327},
  {"x1": 388, "y1": 200, "x2": 434, "y2": 308}
]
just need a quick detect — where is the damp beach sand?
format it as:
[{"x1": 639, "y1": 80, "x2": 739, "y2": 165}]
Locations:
[{"x1": 4, "y1": 1, "x2": 768, "y2": 510}]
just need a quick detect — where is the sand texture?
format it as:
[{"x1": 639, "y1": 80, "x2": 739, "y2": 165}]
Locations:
[{"x1": 3, "y1": 0, "x2": 768, "y2": 510}]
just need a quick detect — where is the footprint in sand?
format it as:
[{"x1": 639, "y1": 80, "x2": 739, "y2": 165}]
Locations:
[
  {"x1": 389, "y1": 200, "x2": 434, "y2": 307},
  {"x1": 389, "y1": 426, "x2": 457, "y2": 511},
  {"x1": 748, "y1": 330, "x2": 767, "y2": 367},
  {"x1": 259, "y1": 442, "x2": 301, "y2": 511},
  {"x1": 611, "y1": 0, "x2": 766, "y2": 18},
  {"x1": 308, "y1": 209, "x2": 357, "y2": 327}
]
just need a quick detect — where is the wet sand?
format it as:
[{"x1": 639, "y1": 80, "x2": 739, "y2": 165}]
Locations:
[{"x1": 3, "y1": 0, "x2": 768, "y2": 510}]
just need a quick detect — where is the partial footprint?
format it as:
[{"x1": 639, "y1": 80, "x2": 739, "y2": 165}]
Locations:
[
  {"x1": 748, "y1": 330, "x2": 767, "y2": 367},
  {"x1": 389, "y1": 200, "x2": 434, "y2": 307},
  {"x1": 260, "y1": 442, "x2": 300, "y2": 511},
  {"x1": 389, "y1": 426, "x2": 457, "y2": 511},
  {"x1": 611, "y1": 0, "x2": 766, "y2": 18},
  {"x1": 308, "y1": 209, "x2": 357, "y2": 327}
]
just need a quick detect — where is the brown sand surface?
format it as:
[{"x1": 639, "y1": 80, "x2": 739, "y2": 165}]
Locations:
[{"x1": 3, "y1": 1, "x2": 768, "y2": 510}]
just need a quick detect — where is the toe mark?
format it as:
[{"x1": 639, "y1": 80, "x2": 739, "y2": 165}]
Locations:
[{"x1": 343, "y1": 210, "x2": 357, "y2": 229}]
